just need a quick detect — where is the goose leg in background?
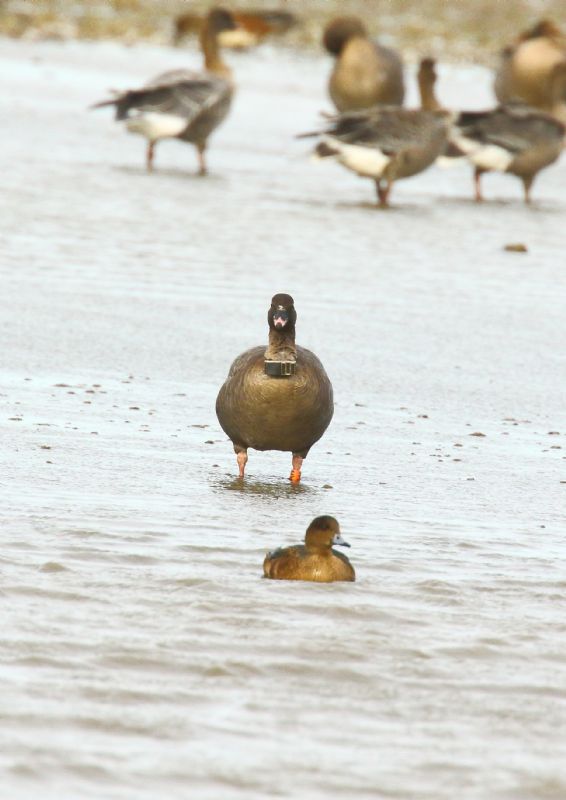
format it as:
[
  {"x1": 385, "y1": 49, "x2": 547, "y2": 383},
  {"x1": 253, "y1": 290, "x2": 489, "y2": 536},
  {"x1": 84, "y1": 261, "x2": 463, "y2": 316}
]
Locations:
[
  {"x1": 146, "y1": 141, "x2": 156, "y2": 172},
  {"x1": 375, "y1": 179, "x2": 391, "y2": 208},
  {"x1": 522, "y1": 175, "x2": 533, "y2": 204},
  {"x1": 235, "y1": 448, "x2": 248, "y2": 479},
  {"x1": 474, "y1": 167, "x2": 484, "y2": 202},
  {"x1": 289, "y1": 454, "x2": 303, "y2": 483},
  {"x1": 197, "y1": 143, "x2": 207, "y2": 176}
]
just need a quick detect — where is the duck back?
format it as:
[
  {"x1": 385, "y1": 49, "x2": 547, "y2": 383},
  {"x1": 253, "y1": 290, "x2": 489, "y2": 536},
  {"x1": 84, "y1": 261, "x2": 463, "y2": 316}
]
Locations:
[
  {"x1": 263, "y1": 546, "x2": 355, "y2": 582},
  {"x1": 216, "y1": 344, "x2": 333, "y2": 455}
]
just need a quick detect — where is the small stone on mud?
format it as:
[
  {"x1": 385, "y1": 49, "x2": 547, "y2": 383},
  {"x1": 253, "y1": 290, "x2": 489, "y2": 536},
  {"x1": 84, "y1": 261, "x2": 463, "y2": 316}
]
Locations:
[{"x1": 504, "y1": 243, "x2": 528, "y2": 253}]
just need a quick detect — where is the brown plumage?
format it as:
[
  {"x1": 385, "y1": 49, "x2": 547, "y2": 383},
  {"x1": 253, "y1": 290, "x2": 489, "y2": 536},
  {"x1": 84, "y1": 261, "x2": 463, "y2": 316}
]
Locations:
[
  {"x1": 263, "y1": 516, "x2": 355, "y2": 582},
  {"x1": 174, "y1": 8, "x2": 296, "y2": 48},
  {"x1": 494, "y1": 19, "x2": 566, "y2": 116},
  {"x1": 323, "y1": 16, "x2": 404, "y2": 112},
  {"x1": 215, "y1": 294, "x2": 333, "y2": 483}
]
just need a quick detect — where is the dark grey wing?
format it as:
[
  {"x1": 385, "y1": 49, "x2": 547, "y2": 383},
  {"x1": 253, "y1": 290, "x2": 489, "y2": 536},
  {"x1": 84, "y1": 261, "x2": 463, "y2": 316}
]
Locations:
[
  {"x1": 454, "y1": 106, "x2": 565, "y2": 155},
  {"x1": 95, "y1": 70, "x2": 230, "y2": 125},
  {"x1": 326, "y1": 108, "x2": 443, "y2": 153}
]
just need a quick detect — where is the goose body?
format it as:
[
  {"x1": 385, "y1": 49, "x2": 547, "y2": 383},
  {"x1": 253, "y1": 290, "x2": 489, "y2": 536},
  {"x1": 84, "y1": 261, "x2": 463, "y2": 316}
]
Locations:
[
  {"x1": 305, "y1": 107, "x2": 447, "y2": 206},
  {"x1": 494, "y1": 21, "x2": 566, "y2": 114},
  {"x1": 450, "y1": 104, "x2": 565, "y2": 202},
  {"x1": 215, "y1": 294, "x2": 333, "y2": 482},
  {"x1": 92, "y1": 8, "x2": 236, "y2": 173},
  {"x1": 324, "y1": 16, "x2": 404, "y2": 111},
  {"x1": 264, "y1": 516, "x2": 355, "y2": 583}
]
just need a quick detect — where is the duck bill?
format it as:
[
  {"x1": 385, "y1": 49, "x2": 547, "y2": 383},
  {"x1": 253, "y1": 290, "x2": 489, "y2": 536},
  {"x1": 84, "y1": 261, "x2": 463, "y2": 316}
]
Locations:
[
  {"x1": 273, "y1": 310, "x2": 289, "y2": 329},
  {"x1": 332, "y1": 533, "x2": 351, "y2": 548}
]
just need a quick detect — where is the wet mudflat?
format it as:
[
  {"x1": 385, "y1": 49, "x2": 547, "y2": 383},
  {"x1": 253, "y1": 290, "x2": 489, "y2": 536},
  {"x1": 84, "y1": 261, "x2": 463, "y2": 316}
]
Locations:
[{"x1": 1, "y1": 37, "x2": 566, "y2": 800}]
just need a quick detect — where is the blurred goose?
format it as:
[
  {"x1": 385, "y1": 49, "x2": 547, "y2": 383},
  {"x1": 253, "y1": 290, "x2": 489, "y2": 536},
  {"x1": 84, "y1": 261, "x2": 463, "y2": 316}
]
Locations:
[
  {"x1": 494, "y1": 20, "x2": 566, "y2": 113},
  {"x1": 323, "y1": 16, "x2": 404, "y2": 111},
  {"x1": 264, "y1": 516, "x2": 355, "y2": 582},
  {"x1": 92, "y1": 7, "x2": 236, "y2": 174},
  {"x1": 450, "y1": 105, "x2": 565, "y2": 202},
  {"x1": 216, "y1": 294, "x2": 333, "y2": 483},
  {"x1": 420, "y1": 57, "x2": 566, "y2": 202},
  {"x1": 301, "y1": 106, "x2": 448, "y2": 207},
  {"x1": 174, "y1": 8, "x2": 297, "y2": 48}
]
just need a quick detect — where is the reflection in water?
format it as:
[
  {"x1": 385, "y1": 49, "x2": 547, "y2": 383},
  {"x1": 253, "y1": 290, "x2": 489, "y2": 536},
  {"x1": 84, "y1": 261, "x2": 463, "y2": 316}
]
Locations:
[{"x1": 212, "y1": 475, "x2": 316, "y2": 498}]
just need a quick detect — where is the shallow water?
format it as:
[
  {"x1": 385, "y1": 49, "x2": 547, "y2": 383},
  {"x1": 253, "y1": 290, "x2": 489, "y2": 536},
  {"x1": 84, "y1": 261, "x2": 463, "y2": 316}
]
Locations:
[{"x1": 1, "y1": 38, "x2": 566, "y2": 800}]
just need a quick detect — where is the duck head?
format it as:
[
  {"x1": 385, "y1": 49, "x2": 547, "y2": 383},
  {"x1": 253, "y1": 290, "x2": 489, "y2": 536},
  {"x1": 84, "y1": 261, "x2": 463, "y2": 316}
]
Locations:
[
  {"x1": 268, "y1": 293, "x2": 297, "y2": 332},
  {"x1": 305, "y1": 515, "x2": 351, "y2": 552},
  {"x1": 323, "y1": 16, "x2": 368, "y2": 56}
]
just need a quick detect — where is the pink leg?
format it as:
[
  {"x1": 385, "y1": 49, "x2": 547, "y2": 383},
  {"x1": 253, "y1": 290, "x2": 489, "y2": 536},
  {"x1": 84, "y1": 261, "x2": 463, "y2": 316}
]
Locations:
[
  {"x1": 236, "y1": 450, "x2": 248, "y2": 479},
  {"x1": 289, "y1": 454, "x2": 303, "y2": 483},
  {"x1": 197, "y1": 144, "x2": 207, "y2": 176},
  {"x1": 146, "y1": 141, "x2": 155, "y2": 172}
]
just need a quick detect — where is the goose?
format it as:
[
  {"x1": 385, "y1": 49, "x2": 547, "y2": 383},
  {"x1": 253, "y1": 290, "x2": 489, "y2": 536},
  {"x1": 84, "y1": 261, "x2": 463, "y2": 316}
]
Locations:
[
  {"x1": 92, "y1": 7, "x2": 236, "y2": 174},
  {"x1": 494, "y1": 20, "x2": 566, "y2": 114},
  {"x1": 300, "y1": 106, "x2": 448, "y2": 207},
  {"x1": 215, "y1": 294, "x2": 333, "y2": 483},
  {"x1": 263, "y1": 516, "x2": 355, "y2": 582},
  {"x1": 323, "y1": 15, "x2": 404, "y2": 111},
  {"x1": 419, "y1": 57, "x2": 565, "y2": 202}
]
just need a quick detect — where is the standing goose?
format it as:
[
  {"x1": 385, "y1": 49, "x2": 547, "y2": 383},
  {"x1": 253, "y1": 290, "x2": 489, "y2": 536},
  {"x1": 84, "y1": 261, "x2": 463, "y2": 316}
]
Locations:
[
  {"x1": 450, "y1": 105, "x2": 565, "y2": 203},
  {"x1": 420, "y1": 57, "x2": 566, "y2": 202},
  {"x1": 216, "y1": 294, "x2": 333, "y2": 483},
  {"x1": 323, "y1": 16, "x2": 404, "y2": 111},
  {"x1": 92, "y1": 7, "x2": 237, "y2": 174},
  {"x1": 494, "y1": 20, "x2": 566, "y2": 114},
  {"x1": 300, "y1": 106, "x2": 448, "y2": 207},
  {"x1": 263, "y1": 516, "x2": 355, "y2": 582}
]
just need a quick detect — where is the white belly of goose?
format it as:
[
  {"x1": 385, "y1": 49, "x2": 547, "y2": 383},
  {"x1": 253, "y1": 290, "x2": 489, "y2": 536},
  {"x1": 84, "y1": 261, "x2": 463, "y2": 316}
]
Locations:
[
  {"x1": 323, "y1": 137, "x2": 391, "y2": 178},
  {"x1": 453, "y1": 135, "x2": 515, "y2": 172},
  {"x1": 125, "y1": 112, "x2": 188, "y2": 141}
]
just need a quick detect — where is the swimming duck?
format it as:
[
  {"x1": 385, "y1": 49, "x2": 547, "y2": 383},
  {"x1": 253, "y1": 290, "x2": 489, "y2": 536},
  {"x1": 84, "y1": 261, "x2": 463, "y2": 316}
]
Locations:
[
  {"x1": 419, "y1": 57, "x2": 565, "y2": 202},
  {"x1": 215, "y1": 294, "x2": 333, "y2": 483},
  {"x1": 323, "y1": 16, "x2": 404, "y2": 111},
  {"x1": 301, "y1": 106, "x2": 448, "y2": 207},
  {"x1": 494, "y1": 20, "x2": 566, "y2": 114},
  {"x1": 263, "y1": 515, "x2": 355, "y2": 582},
  {"x1": 92, "y1": 7, "x2": 236, "y2": 174}
]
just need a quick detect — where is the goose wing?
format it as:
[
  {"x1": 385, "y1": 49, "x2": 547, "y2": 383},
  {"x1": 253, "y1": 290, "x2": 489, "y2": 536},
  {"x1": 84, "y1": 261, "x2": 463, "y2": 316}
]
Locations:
[
  {"x1": 454, "y1": 105, "x2": 565, "y2": 155},
  {"x1": 312, "y1": 108, "x2": 444, "y2": 154},
  {"x1": 93, "y1": 70, "x2": 231, "y2": 125}
]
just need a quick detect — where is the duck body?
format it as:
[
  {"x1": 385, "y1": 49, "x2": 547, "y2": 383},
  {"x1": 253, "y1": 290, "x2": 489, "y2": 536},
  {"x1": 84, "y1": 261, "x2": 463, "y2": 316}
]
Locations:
[
  {"x1": 263, "y1": 516, "x2": 355, "y2": 583},
  {"x1": 308, "y1": 107, "x2": 447, "y2": 206},
  {"x1": 324, "y1": 17, "x2": 404, "y2": 112},
  {"x1": 92, "y1": 7, "x2": 236, "y2": 173},
  {"x1": 215, "y1": 294, "x2": 333, "y2": 482},
  {"x1": 450, "y1": 104, "x2": 565, "y2": 201}
]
